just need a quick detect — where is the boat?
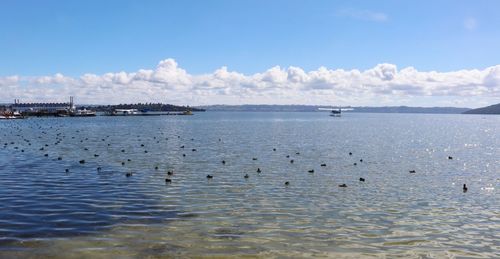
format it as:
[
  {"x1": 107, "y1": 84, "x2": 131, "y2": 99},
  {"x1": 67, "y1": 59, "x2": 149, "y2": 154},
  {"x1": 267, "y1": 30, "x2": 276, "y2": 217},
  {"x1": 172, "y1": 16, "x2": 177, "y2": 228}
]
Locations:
[
  {"x1": 0, "y1": 111, "x2": 25, "y2": 119},
  {"x1": 70, "y1": 109, "x2": 96, "y2": 117},
  {"x1": 330, "y1": 109, "x2": 341, "y2": 117},
  {"x1": 106, "y1": 109, "x2": 141, "y2": 116}
]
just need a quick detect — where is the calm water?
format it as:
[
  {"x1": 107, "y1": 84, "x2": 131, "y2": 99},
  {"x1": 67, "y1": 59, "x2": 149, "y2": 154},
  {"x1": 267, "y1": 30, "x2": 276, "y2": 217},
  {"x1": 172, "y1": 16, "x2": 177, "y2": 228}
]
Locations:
[{"x1": 0, "y1": 112, "x2": 499, "y2": 258}]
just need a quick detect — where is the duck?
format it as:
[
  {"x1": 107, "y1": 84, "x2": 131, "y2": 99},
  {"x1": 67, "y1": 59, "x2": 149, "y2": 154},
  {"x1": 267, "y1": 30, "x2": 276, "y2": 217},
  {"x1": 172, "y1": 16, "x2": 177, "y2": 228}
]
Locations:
[
  {"x1": 448, "y1": 156, "x2": 453, "y2": 160},
  {"x1": 252, "y1": 158, "x2": 257, "y2": 161},
  {"x1": 206, "y1": 174, "x2": 213, "y2": 179},
  {"x1": 339, "y1": 184, "x2": 347, "y2": 187},
  {"x1": 285, "y1": 181, "x2": 290, "y2": 185},
  {"x1": 222, "y1": 160, "x2": 226, "y2": 164},
  {"x1": 463, "y1": 184, "x2": 468, "y2": 192},
  {"x1": 359, "y1": 178, "x2": 365, "y2": 182},
  {"x1": 167, "y1": 171, "x2": 173, "y2": 176},
  {"x1": 290, "y1": 159, "x2": 294, "y2": 163},
  {"x1": 126, "y1": 172, "x2": 133, "y2": 177},
  {"x1": 409, "y1": 170, "x2": 416, "y2": 173},
  {"x1": 257, "y1": 168, "x2": 262, "y2": 173},
  {"x1": 349, "y1": 152, "x2": 352, "y2": 156},
  {"x1": 321, "y1": 163, "x2": 326, "y2": 167},
  {"x1": 155, "y1": 166, "x2": 159, "y2": 170},
  {"x1": 165, "y1": 178, "x2": 172, "y2": 183},
  {"x1": 308, "y1": 169, "x2": 314, "y2": 173},
  {"x1": 79, "y1": 160, "x2": 85, "y2": 164},
  {"x1": 244, "y1": 174, "x2": 249, "y2": 179}
]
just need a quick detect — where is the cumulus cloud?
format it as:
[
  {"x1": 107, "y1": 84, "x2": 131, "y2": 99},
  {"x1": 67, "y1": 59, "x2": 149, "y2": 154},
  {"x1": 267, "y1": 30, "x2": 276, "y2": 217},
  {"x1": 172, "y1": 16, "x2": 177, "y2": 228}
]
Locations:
[{"x1": 1, "y1": 58, "x2": 499, "y2": 107}]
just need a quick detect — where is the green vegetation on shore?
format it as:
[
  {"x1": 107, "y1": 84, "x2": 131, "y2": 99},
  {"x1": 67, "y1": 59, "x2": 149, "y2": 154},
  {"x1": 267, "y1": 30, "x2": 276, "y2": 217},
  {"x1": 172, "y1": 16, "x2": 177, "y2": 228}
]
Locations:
[{"x1": 81, "y1": 103, "x2": 205, "y2": 112}]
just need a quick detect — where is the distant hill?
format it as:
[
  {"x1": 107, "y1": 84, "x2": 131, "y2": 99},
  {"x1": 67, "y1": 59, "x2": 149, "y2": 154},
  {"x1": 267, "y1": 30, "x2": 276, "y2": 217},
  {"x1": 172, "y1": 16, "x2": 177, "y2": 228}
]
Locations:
[
  {"x1": 463, "y1": 103, "x2": 500, "y2": 114},
  {"x1": 198, "y1": 105, "x2": 470, "y2": 114},
  {"x1": 349, "y1": 106, "x2": 470, "y2": 114}
]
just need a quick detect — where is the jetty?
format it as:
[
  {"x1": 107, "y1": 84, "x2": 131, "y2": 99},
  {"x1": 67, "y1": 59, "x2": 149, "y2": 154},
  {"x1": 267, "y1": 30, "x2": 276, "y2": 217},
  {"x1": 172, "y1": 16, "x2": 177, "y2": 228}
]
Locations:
[
  {"x1": 6, "y1": 97, "x2": 96, "y2": 117},
  {"x1": 0, "y1": 98, "x2": 201, "y2": 118}
]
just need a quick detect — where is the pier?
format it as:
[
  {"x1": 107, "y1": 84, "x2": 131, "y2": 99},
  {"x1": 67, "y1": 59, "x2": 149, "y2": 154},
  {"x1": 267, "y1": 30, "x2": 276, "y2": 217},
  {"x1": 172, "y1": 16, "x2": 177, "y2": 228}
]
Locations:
[{"x1": 10, "y1": 97, "x2": 76, "y2": 117}]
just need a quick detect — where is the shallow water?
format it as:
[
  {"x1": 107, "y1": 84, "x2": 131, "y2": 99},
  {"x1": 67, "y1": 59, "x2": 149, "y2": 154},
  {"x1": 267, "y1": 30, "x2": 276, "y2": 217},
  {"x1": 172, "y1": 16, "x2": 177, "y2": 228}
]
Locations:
[{"x1": 0, "y1": 112, "x2": 499, "y2": 257}]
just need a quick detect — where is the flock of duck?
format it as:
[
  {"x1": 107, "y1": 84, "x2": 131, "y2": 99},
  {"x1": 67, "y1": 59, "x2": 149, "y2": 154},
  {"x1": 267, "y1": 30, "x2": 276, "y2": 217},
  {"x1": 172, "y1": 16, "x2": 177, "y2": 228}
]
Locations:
[{"x1": 1, "y1": 119, "x2": 468, "y2": 193}]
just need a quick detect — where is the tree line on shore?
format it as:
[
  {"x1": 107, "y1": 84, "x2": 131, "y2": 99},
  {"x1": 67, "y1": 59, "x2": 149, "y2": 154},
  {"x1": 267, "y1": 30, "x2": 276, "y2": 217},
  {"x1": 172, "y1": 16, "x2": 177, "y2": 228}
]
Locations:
[{"x1": 80, "y1": 103, "x2": 205, "y2": 112}]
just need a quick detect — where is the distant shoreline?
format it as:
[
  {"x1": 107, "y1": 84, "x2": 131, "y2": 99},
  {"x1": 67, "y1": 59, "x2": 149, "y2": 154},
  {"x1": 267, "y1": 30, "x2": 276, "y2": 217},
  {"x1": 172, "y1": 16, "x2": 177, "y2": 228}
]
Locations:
[{"x1": 196, "y1": 105, "x2": 471, "y2": 114}]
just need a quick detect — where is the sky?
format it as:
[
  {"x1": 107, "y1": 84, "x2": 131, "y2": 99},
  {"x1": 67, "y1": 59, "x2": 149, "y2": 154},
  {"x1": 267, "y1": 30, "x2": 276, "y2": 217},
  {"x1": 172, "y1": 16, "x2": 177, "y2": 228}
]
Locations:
[{"x1": 1, "y1": 0, "x2": 499, "y2": 107}]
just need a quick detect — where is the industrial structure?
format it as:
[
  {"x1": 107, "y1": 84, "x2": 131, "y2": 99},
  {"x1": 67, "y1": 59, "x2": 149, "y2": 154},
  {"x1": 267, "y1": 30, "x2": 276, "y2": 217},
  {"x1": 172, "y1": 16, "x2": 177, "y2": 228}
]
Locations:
[{"x1": 12, "y1": 97, "x2": 75, "y2": 114}]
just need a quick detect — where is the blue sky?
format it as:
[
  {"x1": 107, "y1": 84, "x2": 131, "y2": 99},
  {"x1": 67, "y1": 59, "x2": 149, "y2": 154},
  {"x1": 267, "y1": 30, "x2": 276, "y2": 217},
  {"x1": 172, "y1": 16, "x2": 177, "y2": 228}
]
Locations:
[
  {"x1": 1, "y1": 0, "x2": 499, "y2": 76},
  {"x1": 0, "y1": 0, "x2": 499, "y2": 107}
]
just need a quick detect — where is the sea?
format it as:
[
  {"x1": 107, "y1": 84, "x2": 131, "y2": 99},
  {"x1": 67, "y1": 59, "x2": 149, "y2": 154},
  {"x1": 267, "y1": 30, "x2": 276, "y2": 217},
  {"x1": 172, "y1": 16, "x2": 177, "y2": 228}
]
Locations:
[{"x1": 0, "y1": 112, "x2": 499, "y2": 258}]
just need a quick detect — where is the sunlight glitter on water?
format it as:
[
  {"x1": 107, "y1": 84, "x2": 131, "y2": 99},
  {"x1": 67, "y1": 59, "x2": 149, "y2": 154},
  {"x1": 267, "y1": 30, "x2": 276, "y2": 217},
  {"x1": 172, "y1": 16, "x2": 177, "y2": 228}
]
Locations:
[{"x1": 0, "y1": 112, "x2": 499, "y2": 257}]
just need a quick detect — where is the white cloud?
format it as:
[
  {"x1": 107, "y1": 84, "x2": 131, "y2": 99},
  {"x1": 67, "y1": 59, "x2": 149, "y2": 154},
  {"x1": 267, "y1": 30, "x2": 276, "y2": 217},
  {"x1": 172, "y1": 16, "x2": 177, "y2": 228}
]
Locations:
[
  {"x1": 336, "y1": 9, "x2": 388, "y2": 22},
  {"x1": 464, "y1": 17, "x2": 478, "y2": 30},
  {"x1": 1, "y1": 58, "x2": 499, "y2": 107}
]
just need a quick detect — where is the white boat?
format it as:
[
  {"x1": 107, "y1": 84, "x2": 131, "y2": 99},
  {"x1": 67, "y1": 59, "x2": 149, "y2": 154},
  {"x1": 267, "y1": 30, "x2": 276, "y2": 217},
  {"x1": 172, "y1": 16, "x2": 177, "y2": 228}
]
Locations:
[
  {"x1": 71, "y1": 109, "x2": 96, "y2": 117},
  {"x1": 108, "y1": 109, "x2": 141, "y2": 116},
  {"x1": 0, "y1": 111, "x2": 24, "y2": 119}
]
